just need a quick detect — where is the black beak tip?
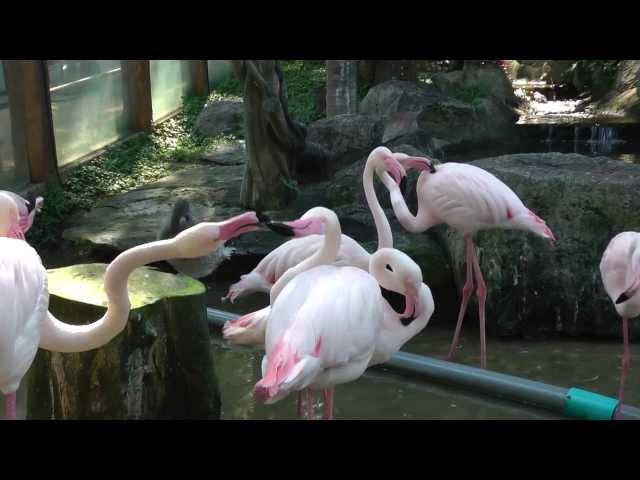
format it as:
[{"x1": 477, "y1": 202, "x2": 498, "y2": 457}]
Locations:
[
  {"x1": 266, "y1": 222, "x2": 295, "y2": 237},
  {"x1": 399, "y1": 176, "x2": 408, "y2": 196},
  {"x1": 616, "y1": 292, "x2": 630, "y2": 305},
  {"x1": 256, "y1": 212, "x2": 271, "y2": 224},
  {"x1": 428, "y1": 161, "x2": 437, "y2": 174}
]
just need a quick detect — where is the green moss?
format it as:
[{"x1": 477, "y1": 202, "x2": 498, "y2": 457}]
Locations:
[{"x1": 47, "y1": 263, "x2": 205, "y2": 309}]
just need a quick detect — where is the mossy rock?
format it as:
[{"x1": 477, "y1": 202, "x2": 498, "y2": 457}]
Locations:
[{"x1": 27, "y1": 263, "x2": 220, "y2": 420}]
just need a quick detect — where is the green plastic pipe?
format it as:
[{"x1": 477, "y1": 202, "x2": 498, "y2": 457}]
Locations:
[{"x1": 206, "y1": 307, "x2": 640, "y2": 420}]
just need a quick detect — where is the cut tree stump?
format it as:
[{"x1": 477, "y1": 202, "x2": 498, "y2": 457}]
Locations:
[{"x1": 27, "y1": 263, "x2": 221, "y2": 420}]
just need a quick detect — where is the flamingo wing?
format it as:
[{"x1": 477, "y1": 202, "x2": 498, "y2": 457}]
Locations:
[
  {"x1": 420, "y1": 163, "x2": 527, "y2": 232},
  {"x1": 0, "y1": 238, "x2": 49, "y2": 394}
]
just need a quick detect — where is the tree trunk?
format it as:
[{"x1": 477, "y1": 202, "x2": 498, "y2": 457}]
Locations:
[
  {"x1": 326, "y1": 60, "x2": 358, "y2": 117},
  {"x1": 357, "y1": 60, "x2": 418, "y2": 86},
  {"x1": 231, "y1": 60, "x2": 307, "y2": 211},
  {"x1": 26, "y1": 264, "x2": 220, "y2": 420}
]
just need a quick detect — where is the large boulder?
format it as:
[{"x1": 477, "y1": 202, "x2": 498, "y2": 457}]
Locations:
[
  {"x1": 430, "y1": 65, "x2": 520, "y2": 107},
  {"x1": 359, "y1": 80, "x2": 448, "y2": 116},
  {"x1": 358, "y1": 78, "x2": 519, "y2": 154},
  {"x1": 416, "y1": 95, "x2": 519, "y2": 148},
  {"x1": 193, "y1": 100, "x2": 245, "y2": 138},
  {"x1": 445, "y1": 153, "x2": 640, "y2": 339},
  {"x1": 306, "y1": 114, "x2": 386, "y2": 168},
  {"x1": 597, "y1": 60, "x2": 640, "y2": 119}
]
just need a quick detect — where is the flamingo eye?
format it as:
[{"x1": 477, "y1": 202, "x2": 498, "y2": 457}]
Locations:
[{"x1": 386, "y1": 264, "x2": 393, "y2": 272}]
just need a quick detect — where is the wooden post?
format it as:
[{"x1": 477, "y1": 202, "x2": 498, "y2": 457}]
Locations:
[
  {"x1": 121, "y1": 60, "x2": 152, "y2": 133},
  {"x1": 3, "y1": 60, "x2": 59, "y2": 184},
  {"x1": 190, "y1": 60, "x2": 210, "y2": 97}
]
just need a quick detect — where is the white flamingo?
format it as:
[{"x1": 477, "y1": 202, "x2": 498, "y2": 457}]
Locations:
[
  {"x1": 0, "y1": 190, "x2": 264, "y2": 420},
  {"x1": 222, "y1": 146, "x2": 419, "y2": 345},
  {"x1": 385, "y1": 156, "x2": 555, "y2": 369},
  {"x1": 253, "y1": 207, "x2": 430, "y2": 419},
  {"x1": 600, "y1": 231, "x2": 640, "y2": 416}
]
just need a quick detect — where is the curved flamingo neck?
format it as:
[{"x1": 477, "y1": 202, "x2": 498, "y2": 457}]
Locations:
[
  {"x1": 39, "y1": 239, "x2": 180, "y2": 353},
  {"x1": 363, "y1": 158, "x2": 394, "y2": 250},
  {"x1": 270, "y1": 214, "x2": 342, "y2": 305},
  {"x1": 387, "y1": 172, "x2": 434, "y2": 233}
]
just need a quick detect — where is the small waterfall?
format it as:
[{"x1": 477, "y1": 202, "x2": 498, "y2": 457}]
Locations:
[
  {"x1": 589, "y1": 125, "x2": 616, "y2": 155},
  {"x1": 544, "y1": 125, "x2": 554, "y2": 151}
]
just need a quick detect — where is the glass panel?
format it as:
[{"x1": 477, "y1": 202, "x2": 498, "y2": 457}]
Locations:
[
  {"x1": 207, "y1": 60, "x2": 232, "y2": 89},
  {"x1": 0, "y1": 61, "x2": 29, "y2": 190},
  {"x1": 48, "y1": 60, "x2": 128, "y2": 167},
  {"x1": 150, "y1": 60, "x2": 193, "y2": 121}
]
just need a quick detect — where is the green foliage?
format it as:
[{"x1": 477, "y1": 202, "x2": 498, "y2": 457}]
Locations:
[
  {"x1": 573, "y1": 60, "x2": 620, "y2": 96},
  {"x1": 210, "y1": 60, "x2": 328, "y2": 124},
  {"x1": 28, "y1": 94, "x2": 234, "y2": 250},
  {"x1": 455, "y1": 85, "x2": 487, "y2": 105},
  {"x1": 279, "y1": 60, "x2": 326, "y2": 123}
]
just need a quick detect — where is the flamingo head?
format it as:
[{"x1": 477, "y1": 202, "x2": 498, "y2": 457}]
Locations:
[
  {"x1": 0, "y1": 192, "x2": 20, "y2": 237},
  {"x1": 368, "y1": 146, "x2": 407, "y2": 187},
  {"x1": 372, "y1": 248, "x2": 424, "y2": 322},
  {"x1": 393, "y1": 153, "x2": 437, "y2": 174},
  {"x1": 171, "y1": 211, "x2": 266, "y2": 258},
  {"x1": 265, "y1": 207, "x2": 335, "y2": 238}
]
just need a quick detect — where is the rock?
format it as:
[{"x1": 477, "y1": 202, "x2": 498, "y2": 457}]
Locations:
[
  {"x1": 445, "y1": 153, "x2": 640, "y2": 339},
  {"x1": 382, "y1": 112, "x2": 420, "y2": 143},
  {"x1": 430, "y1": 65, "x2": 519, "y2": 107},
  {"x1": 201, "y1": 141, "x2": 246, "y2": 166},
  {"x1": 193, "y1": 100, "x2": 244, "y2": 138},
  {"x1": 416, "y1": 95, "x2": 518, "y2": 149},
  {"x1": 597, "y1": 60, "x2": 640, "y2": 119},
  {"x1": 306, "y1": 114, "x2": 386, "y2": 168},
  {"x1": 359, "y1": 80, "x2": 448, "y2": 116}
]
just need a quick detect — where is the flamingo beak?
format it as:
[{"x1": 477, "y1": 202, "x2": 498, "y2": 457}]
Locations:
[
  {"x1": 403, "y1": 156, "x2": 437, "y2": 174},
  {"x1": 218, "y1": 211, "x2": 264, "y2": 241},
  {"x1": 616, "y1": 292, "x2": 630, "y2": 305},
  {"x1": 267, "y1": 217, "x2": 324, "y2": 238},
  {"x1": 399, "y1": 176, "x2": 408, "y2": 196},
  {"x1": 383, "y1": 155, "x2": 407, "y2": 186},
  {"x1": 400, "y1": 283, "x2": 421, "y2": 323}
]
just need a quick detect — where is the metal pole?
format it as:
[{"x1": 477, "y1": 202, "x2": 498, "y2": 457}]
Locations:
[{"x1": 206, "y1": 307, "x2": 640, "y2": 420}]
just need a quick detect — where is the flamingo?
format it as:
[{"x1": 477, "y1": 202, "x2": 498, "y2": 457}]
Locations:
[
  {"x1": 157, "y1": 199, "x2": 235, "y2": 278},
  {"x1": 385, "y1": 157, "x2": 556, "y2": 369},
  {"x1": 599, "y1": 231, "x2": 640, "y2": 416},
  {"x1": 222, "y1": 146, "x2": 420, "y2": 345},
  {"x1": 0, "y1": 191, "x2": 264, "y2": 420},
  {"x1": 254, "y1": 207, "x2": 429, "y2": 419},
  {"x1": 0, "y1": 190, "x2": 43, "y2": 240}
]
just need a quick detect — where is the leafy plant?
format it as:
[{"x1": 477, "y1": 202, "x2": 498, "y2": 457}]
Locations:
[
  {"x1": 455, "y1": 85, "x2": 487, "y2": 105},
  {"x1": 28, "y1": 94, "x2": 235, "y2": 250}
]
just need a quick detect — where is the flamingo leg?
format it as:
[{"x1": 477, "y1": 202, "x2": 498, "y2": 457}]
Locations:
[
  {"x1": 5, "y1": 393, "x2": 16, "y2": 421},
  {"x1": 447, "y1": 235, "x2": 475, "y2": 361},
  {"x1": 306, "y1": 388, "x2": 314, "y2": 420},
  {"x1": 468, "y1": 239, "x2": 488, "y2": 369},
  {"x1": 615, "y1": 317, "x2": 630, "y2": 419},
  {"x1": 296, "y1": 391, "x2": 303, "y2": 419},
  {"x1": 323, "y1": 388, "x2": 334, "y2": 420}
]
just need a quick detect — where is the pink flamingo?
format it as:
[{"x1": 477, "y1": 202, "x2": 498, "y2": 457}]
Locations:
[
  {"x1": 254, "y1": 207, "x2": 428, "y2": 419},
  {"x1": 600, "y1": 231, "x2": 640, "y2": 416},
  {"x1": 0, "y1": 191, "x2": 264, "y2": 420},
  {"x1": 0, "y1": 190, "x2": 43, "y2": 240},
  {"x1": 222, "y1": 146, "x2": 416, "y2": 346},
  {"x1": 385, "y1": 157, "x2": 556, "y2": 369}
]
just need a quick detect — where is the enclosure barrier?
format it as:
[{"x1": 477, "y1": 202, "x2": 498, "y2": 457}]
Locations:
[{"x1": 206, "y1": 307, "x2": 640, "y2": 420}]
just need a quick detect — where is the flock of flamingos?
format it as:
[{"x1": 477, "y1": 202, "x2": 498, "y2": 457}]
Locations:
[{"x1": 0, "y1": 146, "x2": 638, "y2": 420}]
